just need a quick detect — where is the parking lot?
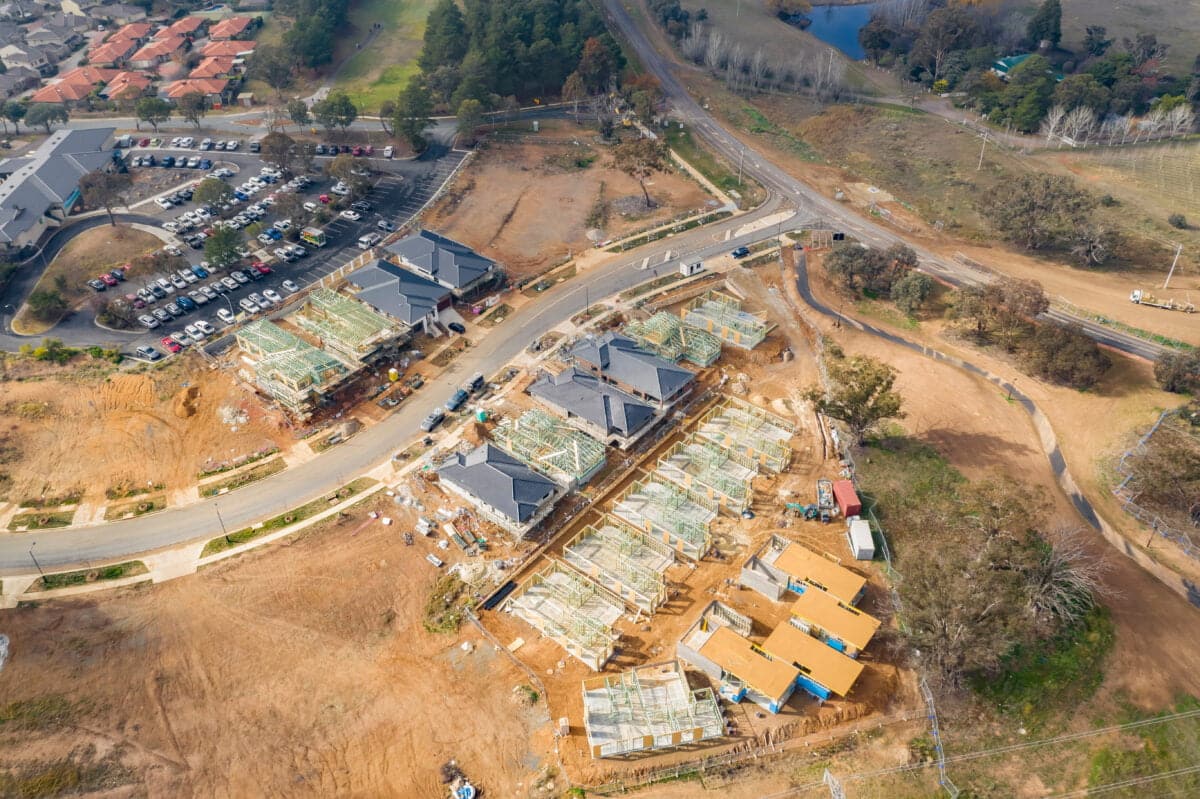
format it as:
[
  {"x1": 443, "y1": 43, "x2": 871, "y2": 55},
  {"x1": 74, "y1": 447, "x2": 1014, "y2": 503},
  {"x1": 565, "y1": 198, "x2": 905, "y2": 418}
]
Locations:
[{"x1": 104, "y1": 144, "x2": 466, "y2": 361}]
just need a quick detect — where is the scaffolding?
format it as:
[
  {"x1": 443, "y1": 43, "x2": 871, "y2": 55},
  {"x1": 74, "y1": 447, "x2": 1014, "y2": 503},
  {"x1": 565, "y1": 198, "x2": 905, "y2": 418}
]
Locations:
[
  {"x1": 624, "y1": 312, "x2": 722, "y2": 367},
  {"x1": 682, "y1": 291, "x2": 772, "y2": 350},
  {"x1": 562, "y1": 518, "x2": 674, "y2": 614},
  {"x1": 505, "y1": 562, "x2": 624, "y2": 671},
  {"x1": 582, "y1": 660, "x2": 725, "y2": 758},
  {"x1": 295, "y1": 288, "x2": 401, "y2": 364},
  {"x1": 611, "y1": 478, "x2": 716, "y2": 560},
  {"x1": 655, "y1": 437, "x2": 758, "y2": 513},
  {"x1": 695, "y1": 396, "x2": 795, "y2": 473},
  {"x1": 493, "y1": 409, "x2": 607, "y2": 488},
  {"x1": 235, "y1": 320, "x2": 351, "y2": 418}
]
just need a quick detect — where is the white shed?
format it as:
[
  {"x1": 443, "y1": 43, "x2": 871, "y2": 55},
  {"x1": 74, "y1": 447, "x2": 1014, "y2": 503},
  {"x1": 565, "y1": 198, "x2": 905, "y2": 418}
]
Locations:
[{"x1": 846, "y1": 518, "x2": 874, "y2": 561}]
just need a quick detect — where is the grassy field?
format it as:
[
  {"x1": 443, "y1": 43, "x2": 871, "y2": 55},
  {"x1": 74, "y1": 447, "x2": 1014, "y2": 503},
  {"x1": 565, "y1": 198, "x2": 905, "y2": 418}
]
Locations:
[
  {"x1": 30, "y1": 561, "x2": 147, "y2": 592},
  {"x1": 1059, "y1": 0, "x2": 1200, "y2": 75},
  {"x1": 199, "y1": 457, "x2": 286, "y2": 497},
  {"x1": 332, "y1": 0, "x2": 434, "y2": 112}
]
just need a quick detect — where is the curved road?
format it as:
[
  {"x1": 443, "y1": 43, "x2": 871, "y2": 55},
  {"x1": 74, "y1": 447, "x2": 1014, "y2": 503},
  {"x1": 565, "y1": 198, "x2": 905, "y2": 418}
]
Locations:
[
  {"x1": 0, "y1": 195, "x2": 787, "y2": 572},
  {"x1": 597, "y1": 0, "x2": 1166, "y2": 362}
]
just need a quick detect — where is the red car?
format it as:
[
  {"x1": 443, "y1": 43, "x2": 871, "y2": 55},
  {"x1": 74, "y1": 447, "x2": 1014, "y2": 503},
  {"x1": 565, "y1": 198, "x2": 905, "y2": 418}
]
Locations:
[
  {"x1": 364, "y1": 145, "x2": 374, "y2": 156},
  {"x1": 252, "y1": 262, "x2": 272, "y2": 275},
  {"x1": 160, "y1": 336, "x2": 182, "y2": 354},
  {"x1": 318, "y1": 194, "x2": 331, "y2": 204},
  {"x1": 99, "y1": 273, "x2": 118, "y2": 287},
  {"x1": 138, "y1": 137, "x2": 150, "y2": 147},
  {"x1": 351, "y1": 145, "x2": 363, "y2": 156}
]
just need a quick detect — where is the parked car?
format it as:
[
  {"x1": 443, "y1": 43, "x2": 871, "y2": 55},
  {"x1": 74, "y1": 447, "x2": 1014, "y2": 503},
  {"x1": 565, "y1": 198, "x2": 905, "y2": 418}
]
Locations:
[
  {"x1": 190, "y1": 264, "x2": 209, "y2": 279},
  {"x1": 420, "y1": 409, "x2": 446, "y2": 432},
  {"x1": 154, "y1": 196, "x2": 174, "y2": 210},
  {"x1": 262, "y1": 288, "x2": 282, "y2": 305},
  {"x1": 340, "y1": 209, "x2": 362, "y2": 221},
  {"x1": 249, "y1": 292, "x2": 270, "y2": 308},
  {"x1": 221, "y1": 277, "x2": 239, "y2": 291},
  {"x1": 251, "y1": 261, "x2": 272, "y2": 274},
  {"x1": 187, "y1": 290, "x2": 209, "y2": 306},
  {"x1": 138, "y1": 314, "x2": 160, "y2": 329},
  {"x1": 217, "y1": 308, "x2": 236, "y2": 324},
  {"x1": 149, "y1": 284, "x2": 168, "y2": 299},
  {"x1": 160, "y1": 336, "x2": 182, "y2": 354},
  {"x1": 351, "y1": 200, "x2": 372, "y2": 213},
  {"x1": 249, "y1": 140, "x2": 261, "y2": 152},
  {"x1": 281, "y1": 279, "x2": 300, "y2": 294},
  {"x1": 731, "y1": 246, "x2": 751, "y2": 259},
  {"x1": 377, "y1": 219, "x2": 396, "y2": 232},
  {"x1": 184, "y1": 323, "x2": 206, "y2": 342},
  {"x1": 152, "y1": 308, "x2": 171, "y2": 323},
  {"x1": 230, "y1": 271, "x2": 250, "y2": 284},
  {"x1": 170, "y1": 331, "x2": 191, "y2": 347},
  {"x1": 447, "y1": 321, "x2": 466, "y2": 334},
  {"x1": 195, "y1": 320, "x2": 216, "y2": 336},
  {"x1": 87, "y1": 278, "x2": 107, "y2": 291},
  {"x1": 445, "y1": 389, "x2": 469, "y2": 412},
  {"x1": 238, "y1": 297, "x2": 260, "y2": 313},
  {"x1": 155, "y1": 277, "x2": 176, "y2": 294}
]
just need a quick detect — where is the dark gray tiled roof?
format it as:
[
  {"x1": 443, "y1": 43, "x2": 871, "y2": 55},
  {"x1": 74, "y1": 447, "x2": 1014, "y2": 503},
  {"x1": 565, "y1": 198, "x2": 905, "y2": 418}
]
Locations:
[
  {"x1": 383, "y1": 229, "x2": 495, "y2": 290},
  {"x1": 529, "y1": 367, "x2": 656, "y2": 438},
  {"x1": 570, "y1": 333, "x2": 695, "y2": 403},
  {"x1": 344, "y1": 258, "x2": 450, "y2": 326},
  {"x1": 437, "y1": 443, "x2": 559, "y2": 525}
]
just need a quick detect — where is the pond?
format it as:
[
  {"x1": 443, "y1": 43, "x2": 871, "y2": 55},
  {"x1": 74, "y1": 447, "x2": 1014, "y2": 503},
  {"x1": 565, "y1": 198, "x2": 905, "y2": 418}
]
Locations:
[{"x1": 803, "y1": 3, "x2": 877, "y2": 61}]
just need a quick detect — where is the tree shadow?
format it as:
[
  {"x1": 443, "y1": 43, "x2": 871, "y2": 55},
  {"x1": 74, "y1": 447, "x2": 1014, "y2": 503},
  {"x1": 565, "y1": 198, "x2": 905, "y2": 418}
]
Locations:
[{"x1": 918, "y1": 427, "x2": 1038, "y2": 473}]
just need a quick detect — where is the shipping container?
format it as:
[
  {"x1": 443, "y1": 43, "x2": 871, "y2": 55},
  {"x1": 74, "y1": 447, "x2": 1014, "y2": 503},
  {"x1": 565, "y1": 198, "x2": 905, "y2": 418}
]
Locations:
[
  {"x1": 832, "y1": 480, "x2": 862, "y2": 517},
  {"x1": 846, "y1": 518, "x2": 874, "y2": 561}
]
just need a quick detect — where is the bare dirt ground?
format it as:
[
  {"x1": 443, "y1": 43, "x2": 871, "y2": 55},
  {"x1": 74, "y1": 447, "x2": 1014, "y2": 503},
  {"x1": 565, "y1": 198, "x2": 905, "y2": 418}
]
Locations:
[
  {"x1": 0, "y1": 492, "x2": 555, "y2": 797},
  {"x1": 424, "y1": 120, "x2": 715, "y2": 282},
  {"x1": 0, "y1": 356, "x2": 289, "y2": 507}
]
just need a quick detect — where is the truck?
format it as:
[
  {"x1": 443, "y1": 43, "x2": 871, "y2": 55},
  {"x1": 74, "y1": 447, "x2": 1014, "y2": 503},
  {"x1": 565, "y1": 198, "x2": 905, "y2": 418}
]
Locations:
[
  {"x1": 1130, "y1": 289, "x2": 1195, "y2": 313},
  {"x1": 300, "y1": 226, "x2": 327, "y2": 248},
  {"x1": 816, "y1": 478, "x2": 835, "y2": 523}
]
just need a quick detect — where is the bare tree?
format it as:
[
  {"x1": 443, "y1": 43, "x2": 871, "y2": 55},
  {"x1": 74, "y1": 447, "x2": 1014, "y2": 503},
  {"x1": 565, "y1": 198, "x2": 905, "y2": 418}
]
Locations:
[
  {"x1": 704, "y1": 31, "x2": 727, "y2": 72},
  {"x1": 725, "y1": 43, "x2": 747, "y2": 93},
  {"x1": 681, "y1": 23, "x2": 707, "y2": 63},
  {"x1": 1024, "y1": 526, "x2": 1112, "y2": 631},
  {"x1": 1166, "y1": 104, "x2": 1196, "y2": 136},
  {"x1": 749, "y1": 48, "x2": 769, "y2": 93},
  {"x1": 1062, "y1": 105, "x2": 1097, "y2": 145},
  {"x1": 1040, "y1": 104, "x2": 1067, "y2": 142}
]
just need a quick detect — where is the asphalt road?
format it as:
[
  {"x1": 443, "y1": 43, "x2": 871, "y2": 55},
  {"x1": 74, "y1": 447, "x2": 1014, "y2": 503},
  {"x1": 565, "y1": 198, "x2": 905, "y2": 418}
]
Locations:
[
  {"x1": 596, "y1": 0, "x2": 1165, "y2": 362},
  {"x1": 0, "y1": 194, "x2": 787, "y2": 571}
]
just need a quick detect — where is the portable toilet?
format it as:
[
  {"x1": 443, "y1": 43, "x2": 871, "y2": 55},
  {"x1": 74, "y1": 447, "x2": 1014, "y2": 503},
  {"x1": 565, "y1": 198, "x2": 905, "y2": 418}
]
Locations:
[
  {"x1": 846, "y1": 518, "x2": 874, "y2": 561},
  {"x1": 679, "y1": 260, "x2": 703, "y2": 277}
]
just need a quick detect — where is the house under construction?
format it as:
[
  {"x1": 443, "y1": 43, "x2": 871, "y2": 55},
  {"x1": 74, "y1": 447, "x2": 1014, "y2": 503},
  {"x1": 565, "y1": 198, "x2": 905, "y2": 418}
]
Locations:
[
  {"x1": 293, "y1": 287, "x2": 404, "y2": 364},
  {"x1": 611, "y1": 478, "x2": 717, "y2": 561},
  {"x1": 623, "y1": 311, "x2": 722, "y2": 367},
  {"x1": 655, "y1": 436, "x2": 759, "y2": 514},
  {"x1": 562, "y1": 518, "x2": 675, "y2": 615},
  {"x1": 492, "y1": 409, "x2": 607, "y2": 490},
  {"x1": 682, "y1": 290, "x2": 772, "y2": 350},
  {"x1": 582, "y1": 660, "x2": 725, "y2": 758},
  {"x1": 505, "y1": 562, "x2": 625, "y2": 671},
  {"x1": 741, "y1": 535, "x2": 868, "y2": 606},
  {"x1": 695, "y1": 396, "x2": 795, "y2": 473},
  {"x1": 235, "y1": 320, "x2": 352, "y2": 420}
]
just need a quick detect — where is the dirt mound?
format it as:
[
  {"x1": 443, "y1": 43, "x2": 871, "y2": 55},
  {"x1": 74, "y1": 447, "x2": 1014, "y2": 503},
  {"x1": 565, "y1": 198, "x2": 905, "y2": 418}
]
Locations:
[{"x1": 173, "y1": 386, "x2": 200, "y2": 418}]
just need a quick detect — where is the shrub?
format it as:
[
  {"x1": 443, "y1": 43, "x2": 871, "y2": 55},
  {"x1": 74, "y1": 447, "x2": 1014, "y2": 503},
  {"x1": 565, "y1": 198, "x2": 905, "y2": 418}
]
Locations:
[
  {"x1": 1168, "y1": 213, "x2": 1188, "y2": 229},
  {"x1": 1154, "y1": 350, "x2": 1200, "y2": 395},
  {"x1": 1022, "y1": 322, "x2": 1111, "y2": 389}
]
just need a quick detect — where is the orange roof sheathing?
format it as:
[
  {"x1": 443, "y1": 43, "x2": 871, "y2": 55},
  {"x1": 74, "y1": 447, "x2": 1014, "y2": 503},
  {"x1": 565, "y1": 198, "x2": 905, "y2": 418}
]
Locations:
[
  {"x1": 789, "y1": 588, "x2": 880, "y2": 654},
  {"x1": 189, "y1": 56, "x2": 234, "y2": 79},
  {"x1": 761, "y1": 622, "x2": 863, "y2": 698},
  {"x1": 697, "y1": 625, "x2": 799, "y2": 703},
  {"x1": 55, "y1": 66, "x2": 119, "y2": 87},
  {"x1": 209, "y1": 16, "x2": 253, "y2": 40},
  {"x1": 200, "y1": 40, "x2": 256, "y2": 58},
  {"x1": 771, "y1": 543, "x2": 866, "y2": 606}
]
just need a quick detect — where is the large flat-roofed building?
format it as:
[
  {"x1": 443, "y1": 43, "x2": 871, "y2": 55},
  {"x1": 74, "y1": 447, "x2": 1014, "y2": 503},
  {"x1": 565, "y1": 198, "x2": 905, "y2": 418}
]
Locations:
[
  {"x1": 436, "y1": 443, "x2": 563, "y2": 536},
  {"x1": 761, "y1": 619, "x2": 864, "y2": 700},
  {"x1": 0, "y1": 126, "x2": 114, "y2": 249},
  {"x1": 569, "y1": 333, "x2": 696, "y2": 409},
  {"x1": 740, "y1": 535, "x2": 867, "y2": 606},
  {"x1": 582, "y1": 661, "x2": 725, "y2": 758},
  {"x1": 527, "y1": 367, "x2": 658, "y2": 449}
]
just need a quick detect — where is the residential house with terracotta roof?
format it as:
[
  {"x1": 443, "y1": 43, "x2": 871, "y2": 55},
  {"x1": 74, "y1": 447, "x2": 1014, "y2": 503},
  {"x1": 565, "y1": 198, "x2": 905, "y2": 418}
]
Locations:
[
  {"x1": 189, "y1": 56, "x2": 236, "y2": 80},
  {"x1": 108, "y1": 21, "x2": 153, "y2": 44},
  {"x1": 199, "y1": 39, "x2": 255, "y2": 58},
  {"x1": 28, "y1": 65, "x2": 117, "y2": 105},
  {"x1": 101, "y1": 71, "x2": 151, "y2": 102},
  {"x1": 208, "y1": 15, "x2": 253, "y2": 41},
  {"x1": 163, "y1": 77, "x2": 229, "y2": 105},
  {"x1": 155, "y1": 15, "x2": 205, "y2": 40},
  {"x1": 128, "y1": 35, "x2": 186, "y2": 69},
  {"x1": 87, "y1": 36, "x2": 136, "y2": 67}
]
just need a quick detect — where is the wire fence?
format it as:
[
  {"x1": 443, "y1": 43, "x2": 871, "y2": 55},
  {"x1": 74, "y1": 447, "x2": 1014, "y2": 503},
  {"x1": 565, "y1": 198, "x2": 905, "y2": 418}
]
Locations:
[{"x1": 1113, "y1": 409, "x2": 1200, "y2": 559}]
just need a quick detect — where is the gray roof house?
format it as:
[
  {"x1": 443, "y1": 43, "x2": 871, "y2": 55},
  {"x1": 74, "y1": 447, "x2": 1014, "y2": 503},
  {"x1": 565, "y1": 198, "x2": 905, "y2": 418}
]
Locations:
[
  {"x1": 437, "y1": 443, "x2": 562, "y2": 535},
  {"x1": 383, "y1": 229, "x2": 499, "y2": 297},
  {"x1": 344, "y1": 257, "x2": 451, "y2": 331},
  {"x1": 0, "y1": 64, "x2": 39, "y2": 97},
  {"x1": 528, "y1": 367, "x2": 658, "y2": 449},
  {"x1": 0, "y1": 126, "x2": 114, "y2": 248},
  {"x1": 569, "y1": 332, "x2": 696, "y2": 408}
]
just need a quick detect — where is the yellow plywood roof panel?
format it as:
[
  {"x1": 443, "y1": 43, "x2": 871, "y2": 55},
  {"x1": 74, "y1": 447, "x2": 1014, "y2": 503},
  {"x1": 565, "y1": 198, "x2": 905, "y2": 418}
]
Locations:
[
  {"x1": 773, "y1": 543, "x2": 866, "y2": 605},
  {"x1": 762, "y1": 621, "x2": 864, "y2": 698},
  {"x1": 790, "y1": 588, "x2": 881, "y2": 652},
  {"x1": 698, "y1": 625, "x2": 798, "y2": 702}
]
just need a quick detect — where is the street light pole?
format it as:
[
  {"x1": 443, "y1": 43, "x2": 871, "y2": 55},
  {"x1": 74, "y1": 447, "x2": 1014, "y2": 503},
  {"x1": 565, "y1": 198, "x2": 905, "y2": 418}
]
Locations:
[
  {"x1": 28, "y1": 541, "x2": 45, "y2": 580},
  {"x1": 214, "y1": 502, "x2": 231, "y2": 546}
]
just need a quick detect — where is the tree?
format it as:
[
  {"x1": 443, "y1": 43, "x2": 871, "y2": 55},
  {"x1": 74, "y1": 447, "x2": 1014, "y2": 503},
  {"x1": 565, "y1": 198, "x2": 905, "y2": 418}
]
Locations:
[
  {"x1": 2, "y1": 100, "x2": 25, "y2": 134},
  {"x1": 193, "y1": 176, "x2": 234, "y2": 207},
  {"x1": 1053, "y1": 74, "x2": 1110, "y2": 111},
  {"x1": 26, "y1": 289, "x2": 67, "y2": 321},
  {"x1": 910, "y1": 6, "x2": 979, "y2": 81},
  {"x1": 311, "y1": 90, "x2": 357, "y2": 134},
  {"x1": 806, "y1": 353, "x2": 905, "y2": 445},
  {"x1": 25, "y1": 103, "x2": 67, "y2": 133},
  {"x1": 1154, "y1": 350, "x2": 1200, "y2": 395},
  {"x1": 204, "y1": 225, "x2": 242, "y2": 268},
  {"x1": 983, "y1": 174, "x2": 1095, "y2": 252},
  {"x1": 1083, "y1": 25, "x2": 1111, "y2": 57},
  {"x1": 419, "y1": 0, "x2": 468, "y2": 72},
  {"x1": 1024, "y1": 322, "x2": 1111, "y2": 389},
  {"x1": 177, "y1": 91, "x2": 207, "y2": 128},
  {"x1": 135, "y1": 96, "x2": 171, "y2": 132},
  {"x1": 1027, "y1": 0, "x2": 1062, "y2": 47},
  {"x1": 613, "y1": 137, "x2": 669, "y2": 208},
  {"x1": 452, "y1": 98, "x2": 484, "y2": 145},
  {"x1": 578, "y1": 36, "x2": 617, "y2": 92},
  {"x1": 392, "y1": 76, "x2": 434, "y2": 153},
  {"x1": 1169, "y1": 213, "x2": 1189, "y2": 230},
  {"x1": 562, "y1": 71, "x2": 587, "y2": 121},
  {"x1": 78, "y1": 170, "x2": 131, "y2": 226},
  {"x1": 998, "y1": 55, "x2": 1055, "y2": 131},
  {"x1": 858, "y1": 18, "x2": 898, "y2": 63},
  {"x1": 260, "y1": 132, "x2": 296, "y2": 174},
  {"x1": 825, "y1": 244, "x2": 888, "y2": 293},
  {"x1": 891, "y1": 272, "x2": 934, "y2": 316},
  {"x1": 251, "y1": 44, "x2": 295, "y2": 97},
  {"x1": 1123, "y1": 33, "x2": 1168, "y2": 68},
  {"x1": 285, "y1": 15, "x2": 337, "y2": 68},
  {"x1": 285, "y1": 98, "x2": 310, "y2": 132},
  {"x1": 377, "y1": 100, "x2": 395, "y2": 135},
  {"x1": 327, "y1": 153, "x2": 369, "y2": 195}
]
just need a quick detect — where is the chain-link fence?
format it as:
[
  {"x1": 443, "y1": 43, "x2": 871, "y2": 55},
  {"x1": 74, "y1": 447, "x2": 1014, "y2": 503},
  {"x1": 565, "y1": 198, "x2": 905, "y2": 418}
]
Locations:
[{"x1": 1113, "y1": 409, "x2": 1200, "y2": 559}]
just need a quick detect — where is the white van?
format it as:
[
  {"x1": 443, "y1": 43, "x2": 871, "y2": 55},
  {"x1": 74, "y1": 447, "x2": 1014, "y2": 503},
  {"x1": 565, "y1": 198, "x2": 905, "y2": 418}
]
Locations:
[
  {"x1": 383, "y1": 145, "x2": 394, "y2": 159},
  {"x1": 357, "y1": 232, "x2": 382, "y2": 250}
]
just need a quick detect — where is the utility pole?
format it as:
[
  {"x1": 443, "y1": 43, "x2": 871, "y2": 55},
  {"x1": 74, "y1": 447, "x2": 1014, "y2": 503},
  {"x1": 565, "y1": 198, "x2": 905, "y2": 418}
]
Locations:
[
  {"x1": 214, "y1": 502, "x2": 231, "y2": 546},
  {"x1": 976, "y1": 130, "x2": 988, "y2": 171},
  {"x1": 737, "y1": 148, "x2": 745, "y2": 186},
  {"x1": 28, "y1": 541, "x2": 45, "y2": 581},
  {"x1": 1162, "y1": 243, "x2": 1183, "y2": 290}
]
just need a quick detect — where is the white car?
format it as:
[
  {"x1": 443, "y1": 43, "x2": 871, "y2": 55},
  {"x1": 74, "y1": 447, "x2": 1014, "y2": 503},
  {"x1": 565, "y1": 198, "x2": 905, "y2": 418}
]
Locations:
[
  {"x1": 273, "y1": 247, "x2": 296, "y2": 262},
  {"x1": 281, "y1": 279, "x2": 299, "y2": 294},
  {"x1": 238, "y1": 297, "x2": 260, "y2": 313},
  {"x1": 287, "y1": 244, "x2": 307, "y2": 258},
  {"x1": 194, "y1": 208, "x2": 211, "y2": 221},
  {"x1": 180, "y1": 137, "x2": 194, "y2": 148},
  {"x1": 169, "y1": 273, "x2": 188, "y2": 289},
  {"x1": 170, "y1": 331, "x2": 191, "y2": 347},
  {"x1": 179, "y1": 269, "x2": 199, "y2": 284},
  {"x1": 262, "y1": 289, "x2": 282, "y2": 305},
  {"x1": 340, "y1": 209, "x2": 361, "y2": 221},
  {"x1": 217, "y1": 308, "x2": 236, "y2": 324},
  {"x1": 138, "y1": 314, "x2": 160, "y2": 329},
  {"x1": 162, "y1": 221, "x2": 180, "y2": 232},
  {"x1": 195, "y1": 319, "x2": 216, "y2": 335},
  {"x1": 257, "y1": 233, "x2": 274, "y2": 245},
  {"x1": 226, "y1": 140, "x2": 239, "y2": 150},
  {"x1": 249, "y1": 291, "x2": 270, "y2": 308},
  {"x1": 155, "y1": 277, "x2": 176, "y2": 294},
  {"x1": 303, "y1": 201, "x2": 318, "y2": 213},
  {"x1": 184, "y1": 323, "x2": 206, "y2": 342},
  {"x1": 163, "y1": 244, "x2": 184, "y2": 256},
  {"x1": 331, "y1": 184, "x2": 350, "y2": 196},
  {"x1": 273, "y1": 219, "x2": 292, "y2": 231},
  {"x1": 155, "y1": 197, "x2": 174, "y2": 210}
]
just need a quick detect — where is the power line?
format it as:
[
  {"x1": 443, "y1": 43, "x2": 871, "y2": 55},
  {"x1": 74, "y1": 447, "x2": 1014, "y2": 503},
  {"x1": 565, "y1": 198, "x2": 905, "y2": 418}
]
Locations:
[{"x1": 1045, "y1": 762, "x2": 1200, "y2": 798}]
